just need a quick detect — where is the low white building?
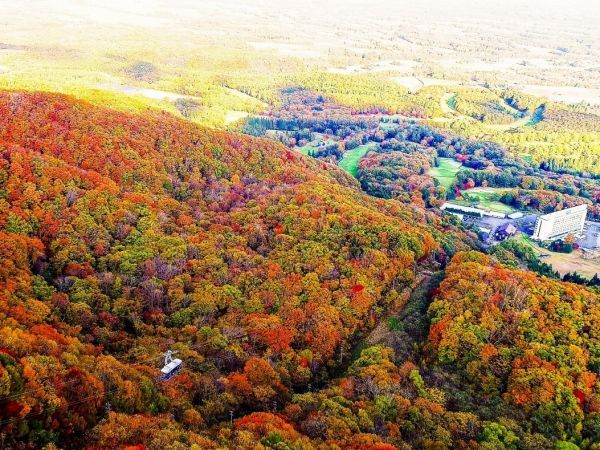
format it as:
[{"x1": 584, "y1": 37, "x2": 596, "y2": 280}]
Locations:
[
  {"x1": 440, "y1": 202, "x2": 507, "y2": 219},
  {"x1": 532, "y1": 204, "x2": 587, "y2": 241}
]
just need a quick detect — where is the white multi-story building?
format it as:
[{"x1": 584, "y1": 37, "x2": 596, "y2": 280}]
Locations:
[{"x1": 532, "y1": 204, "x2": 588, "y2": 241}]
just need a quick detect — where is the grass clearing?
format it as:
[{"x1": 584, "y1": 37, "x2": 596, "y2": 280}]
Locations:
[
  {"x1": 455, "y1": 198, "x2": 515, "y2": 213},
  {"x1": 484, "y1": 115, "x2": 532, "y2": 131},
  {"x1": 458, "y1": 187, "x2": 515, "y2": 213},
  {"x1": 295, "y1": 133, "x2": 336, "y2": 155},
  {"x1": 437, "y1": 91, "x2": 542, "y2": 132},
  {"x1": 295, "y1": 144, "x2": 315, "y2": 156},
  {"x1": 378, "y1": 121, "x2": 400, "y2": 131},
  {"x1": 521, "y1": 154, "x2": 534, "y2": 163},
  {"x1": 338, "y1": 142, "x2": 377, "y2": 177},
  {"x1": 429, "y1": 157, "x2": 462, "y2": 189},
  {"x1": 441, "y1": 92, "x2": 458, "y2": 115},
  {"x1": 515, "y1": 235, "x2": 599, "y2": 279},
  {"x1": 224, "y1": 110, "x2": 249, "y2": 125}
]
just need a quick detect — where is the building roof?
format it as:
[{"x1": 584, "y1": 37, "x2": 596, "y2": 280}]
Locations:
[
  {"x1": 161, "y1": 358, "x2": 182, "y2": 374},
  {"x1": 537, "y1": 204, "x2": 588, "y2": 222},
  {"x1": 497, "y1": 223, "x2": 516, "y2": 234}
]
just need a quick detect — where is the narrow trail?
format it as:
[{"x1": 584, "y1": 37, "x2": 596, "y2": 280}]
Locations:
[
  {"x1": 315, "y1": 271, "x2": 441, "y2": 390},
  {"x1": 338, "y1": 142, "x2": 377, "y2": 178},
  {"x1": 363, "y1": 272, "x2": 441, "y2": 364}
]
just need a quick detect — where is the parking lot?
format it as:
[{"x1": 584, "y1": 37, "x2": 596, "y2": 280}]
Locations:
[
  {"x1": 579, "y1": 221, "x2": 600, "y2": 249},
  {"x1": 461, "y1": 213, "x2": 539, "y2": 245}
]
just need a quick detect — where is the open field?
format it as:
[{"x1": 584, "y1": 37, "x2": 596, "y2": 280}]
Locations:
[
  {"x1": 96, "y1": 83, "x2": 199, "y2": 102},
  {"x1": 295, "y1": 146, "x2": 312, "y2": 156},
  {"x1": 294, "y1": 132, "x2": 336, "y2": 155},
  {"x1": 295, "y1": 144, "x2": 317, "y2": 156},
  {"x1": 484, "y1": 115, "x2": 533, "y2": 131},
  {"x1": 328, "y1": 59, "x2": 418, "y2": 75},
  {"x1": 454, "y1": 199, "x2": 515, "y2": 214},
  {"x1": 224, "y1": 87, "x2": 268, "y2": 108},
  {"x1": 339, "y1": 143, "x2": 378, "y2": 177},
  {"x1": 458, "y1": 187, "x2": 515, "y2": 213},
  {"x1": 224, "y1": 110, "x2": 248, "y2": 125},
  {"x1": 516, "y1": 235, "x2": 600, "y2": 279},
  {"x1": 461, "y1": 187, "x2": 513, "y2": 198},
  {"x1": 464, "y1": 187, "x2": 512, "y2": 194},
  {"x1": 429, "y1": 157, "x2": 462, "y2": 189},
  {"x1": 378, "y1": 121, "x2": 401, "y2": 131},
  {"x1": 537, "y1": 248, "x2": 599, "y2": 280},
  {"x1": 519, "y1": 84, "x2": 600, "y2": 105}
]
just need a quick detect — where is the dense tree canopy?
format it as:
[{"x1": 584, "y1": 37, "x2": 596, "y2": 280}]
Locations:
[
  {"x1": 0, "y1": 91, "x2": 598, "y2": 449},
  {"x1": 0, "y1": 91, "x2": 470, "y2": 448}
]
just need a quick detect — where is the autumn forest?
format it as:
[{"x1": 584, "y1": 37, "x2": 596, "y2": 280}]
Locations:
[{"x1": 1, "y1": 1, "x2": 600, "y2": 449}]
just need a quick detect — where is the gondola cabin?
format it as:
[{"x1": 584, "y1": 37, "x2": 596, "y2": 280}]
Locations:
[{"x1": 161, "y1": 358, "x2": 182, "y2": 380}]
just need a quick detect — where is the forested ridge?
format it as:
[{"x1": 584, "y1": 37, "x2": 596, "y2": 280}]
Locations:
[{"x1": 0, "y1": 91, "x2": 598, "y2": 449}]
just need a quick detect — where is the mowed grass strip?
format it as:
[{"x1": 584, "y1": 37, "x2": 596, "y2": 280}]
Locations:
[
  {"x1": 295, "y1": 145, "x2": 315, "y2": 155},
  {"x1": 429, "y1": 157, "x2": 462, "y2": 189},
  {"x1": 459, "y1": 188, "x2": 515, "y2": 213},
  {"x1": 339, "y1": 142, "x2": 377, "y2": 177},
  {"x1": 454, "y1": 198, "x2": 515, "y2": 213}
]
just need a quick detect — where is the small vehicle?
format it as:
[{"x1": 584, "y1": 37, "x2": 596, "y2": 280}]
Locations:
[{"x1": 160, "y1": 350, "x2": 182, "y2": 380}]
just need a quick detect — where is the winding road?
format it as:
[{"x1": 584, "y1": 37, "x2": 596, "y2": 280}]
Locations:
[{"x1": 436, "y1": 91, "x2": 542, "y2": 131}]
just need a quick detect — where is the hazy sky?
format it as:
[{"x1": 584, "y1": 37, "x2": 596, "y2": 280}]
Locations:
[{"x1": 3, "y1": 0, "x2": 600, "y2": 27}]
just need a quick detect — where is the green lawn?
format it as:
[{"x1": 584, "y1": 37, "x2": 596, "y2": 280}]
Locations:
[
  {"x1": 338, "y1": 143, "x2": 378, "y2": 177},
  {"x1": 295, "y1": 145, "x2": 315, "y2": 155},
  {"x1": 295, "y1": 133, "x2": 334, "y2": 156},
  {"x1": 458, "y1": 187, "x2": 515, "y2": 213},
  {"x1": 454, "y1": 198, "x2": 515, "y2": 214},
  {"x1": 429, "y1": 157, "x2": 462, "y2": 189},
  {"x1": 483, "y1": 202, "x2": 515, "y2": 213},
  {"x1": 446, "y1": 94, "x2": 457, "y2": 111},
  {"x1": 521, "y1": 154, "x2": 534, "y2": 163}
]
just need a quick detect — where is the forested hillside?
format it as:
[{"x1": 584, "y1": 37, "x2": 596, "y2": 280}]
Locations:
[
  {"x1": 0, "y1": 91, "x2": 471, "y2": 448},
  {"x1": 0, "y1": 91, "x2": 598, "y2": 449},
  {"x1": 272, "y1": 252, "x2": 600, "y2": 449},
  {"x1": 1, "y1": 0, "x2": 600, "y2": 447}
]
